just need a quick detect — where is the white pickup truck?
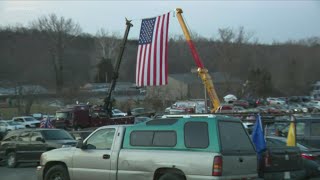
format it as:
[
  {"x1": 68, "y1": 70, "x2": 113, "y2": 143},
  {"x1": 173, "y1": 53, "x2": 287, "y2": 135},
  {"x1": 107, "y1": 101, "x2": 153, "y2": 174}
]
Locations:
[{"x1": 37, "y1": 115, "x2": 259, "y2": 180}]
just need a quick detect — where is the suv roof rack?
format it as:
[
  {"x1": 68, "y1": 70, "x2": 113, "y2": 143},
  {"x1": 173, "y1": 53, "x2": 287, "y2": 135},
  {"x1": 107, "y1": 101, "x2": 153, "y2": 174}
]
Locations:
[{"x1": 161, "y1": 114, "x2": 216, "y2": 119}]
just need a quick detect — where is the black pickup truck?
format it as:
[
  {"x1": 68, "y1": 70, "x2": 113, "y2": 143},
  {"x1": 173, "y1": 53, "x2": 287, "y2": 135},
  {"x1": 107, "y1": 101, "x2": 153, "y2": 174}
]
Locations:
[{"x1": 260, "y1": 136, "x2": 306, "y2": 180}]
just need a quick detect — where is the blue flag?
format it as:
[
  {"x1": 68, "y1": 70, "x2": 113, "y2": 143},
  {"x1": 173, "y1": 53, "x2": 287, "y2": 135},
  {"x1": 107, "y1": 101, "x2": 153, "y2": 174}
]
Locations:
[{"x1": 251, "y1": 114, "x2": 266, "y2": 158}]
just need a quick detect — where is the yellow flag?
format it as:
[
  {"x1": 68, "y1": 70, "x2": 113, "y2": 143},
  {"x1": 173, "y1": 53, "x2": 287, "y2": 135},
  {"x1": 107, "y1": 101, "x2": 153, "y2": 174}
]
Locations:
[{"x1": 287, "y1": 122, "x2": 296, "y2": 146}]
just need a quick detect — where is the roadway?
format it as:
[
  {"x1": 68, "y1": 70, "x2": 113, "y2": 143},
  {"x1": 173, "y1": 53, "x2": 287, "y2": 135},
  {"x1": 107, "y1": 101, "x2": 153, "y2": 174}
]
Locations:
[{"x1": 0, "y1": 163, "x2": 37, "y2": 180}]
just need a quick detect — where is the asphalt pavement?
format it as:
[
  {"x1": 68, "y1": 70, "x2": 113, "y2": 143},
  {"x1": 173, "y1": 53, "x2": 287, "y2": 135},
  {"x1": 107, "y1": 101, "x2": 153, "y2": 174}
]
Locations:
[{"x1": 0, "y1": 163, "x2": 37, "y2": 180}]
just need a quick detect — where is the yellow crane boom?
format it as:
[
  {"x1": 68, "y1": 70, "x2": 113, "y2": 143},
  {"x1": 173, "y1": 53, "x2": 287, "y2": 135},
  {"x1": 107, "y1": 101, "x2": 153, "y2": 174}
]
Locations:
[{"x1": 176, "y1": 8, "x2": 220, "y2": 112}]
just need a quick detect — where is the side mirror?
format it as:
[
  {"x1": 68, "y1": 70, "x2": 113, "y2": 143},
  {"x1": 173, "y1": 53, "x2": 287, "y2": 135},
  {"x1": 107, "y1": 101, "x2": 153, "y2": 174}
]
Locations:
[
  {"x1": 36, "y1": 137, "x2": 45, "y2": 143},
  {"x1": 76, "y1": 140, "x2": 86, "y2": 149}
]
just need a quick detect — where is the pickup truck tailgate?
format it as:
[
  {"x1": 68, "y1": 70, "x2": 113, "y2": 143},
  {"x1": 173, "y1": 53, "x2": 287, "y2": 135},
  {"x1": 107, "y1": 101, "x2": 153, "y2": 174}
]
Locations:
[
  {"x1": 261, "y1": 147, "x2": 303, "y2": 172},
  {"x1": 218, "y1": 121, "x2": 258, "y2": 177},
  {"x1": 222, "y1": 152, "x2": 258, "y2": 176}
]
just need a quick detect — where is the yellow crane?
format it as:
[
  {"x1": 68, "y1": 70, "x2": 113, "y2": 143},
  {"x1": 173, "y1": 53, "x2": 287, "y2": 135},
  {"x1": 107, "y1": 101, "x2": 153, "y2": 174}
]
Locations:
[{"x1": 176, "y1": 8, "x2": 220, "y2": 112}]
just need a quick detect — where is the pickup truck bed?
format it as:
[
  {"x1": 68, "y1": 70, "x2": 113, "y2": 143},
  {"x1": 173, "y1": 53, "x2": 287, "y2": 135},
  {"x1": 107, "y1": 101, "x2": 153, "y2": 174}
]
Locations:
[{"x1": 259, "y1": 146, "x2": 306, "y2": 180}]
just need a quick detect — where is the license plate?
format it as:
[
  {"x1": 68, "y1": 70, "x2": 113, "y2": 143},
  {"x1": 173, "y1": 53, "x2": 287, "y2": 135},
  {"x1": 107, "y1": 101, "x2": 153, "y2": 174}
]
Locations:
[
  {"x1": 285, "y1": 154, "x2": 289, "y2": 160},
  {"x1": 284, "y1": 171, "x2": 291, "y2": 179}
]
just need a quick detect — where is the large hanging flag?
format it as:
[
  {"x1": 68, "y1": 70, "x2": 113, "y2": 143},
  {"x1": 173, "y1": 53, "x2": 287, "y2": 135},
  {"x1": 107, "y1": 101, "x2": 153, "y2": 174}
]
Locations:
[
  {"x1": 136, "y1": 12, "x2": 170, "y2": 87},
  {"x1": 251, "y1": 114, "x2": 266, "y2": 159},
  {"x1": 287, "y1": 116, "x2": 296, "y2": 146}
]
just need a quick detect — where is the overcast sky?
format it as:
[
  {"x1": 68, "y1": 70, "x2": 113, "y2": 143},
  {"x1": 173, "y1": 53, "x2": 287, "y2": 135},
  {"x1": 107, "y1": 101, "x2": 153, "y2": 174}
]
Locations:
[{"x1": 0, "y1": 1, "x2": 319, "y2": 44}]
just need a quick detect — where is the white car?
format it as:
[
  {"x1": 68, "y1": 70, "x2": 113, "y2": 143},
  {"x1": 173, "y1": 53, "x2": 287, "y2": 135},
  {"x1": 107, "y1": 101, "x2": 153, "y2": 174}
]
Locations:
[
  {"x1": 12, "y1": 116, "x2": 40, "y2": 128},
  {"x1": 266, "y1": 97, "x2": 286, "y2": 105},
  {"x1": 112, "y1": 109, "x2": 127, "y2": 117},
  {"x1": 0, "y1": 120, "x2": 25, "y2": 132}
]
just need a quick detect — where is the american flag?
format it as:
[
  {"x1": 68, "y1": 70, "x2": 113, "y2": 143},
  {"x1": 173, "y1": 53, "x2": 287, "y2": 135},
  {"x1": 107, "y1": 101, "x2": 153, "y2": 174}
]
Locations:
[
  {"x1": 40, "y1": 116, "x2": 54, "y2": 128},
  {"x1": 136, "y1": 12, "x2": 170, "y2": 86}
]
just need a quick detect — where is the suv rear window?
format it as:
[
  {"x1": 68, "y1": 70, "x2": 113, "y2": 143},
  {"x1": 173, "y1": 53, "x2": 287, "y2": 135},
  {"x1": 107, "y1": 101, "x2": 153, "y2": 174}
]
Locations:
[
  {"x1": 184, "y1": 122, "x2": 209, "y2": 148},
  {"x1": 219, "y1": 121, "x2": 255, "y2": 153},
  {"x1": 130, "y1": 131, "x2": 176, "y2": 147},
  {"x1": 41, "y1": 130, "x2": 73, "y2": 140}
]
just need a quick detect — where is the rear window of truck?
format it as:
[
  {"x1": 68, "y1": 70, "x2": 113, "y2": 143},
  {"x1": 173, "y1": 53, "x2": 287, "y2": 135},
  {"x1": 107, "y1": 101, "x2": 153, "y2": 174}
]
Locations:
[
  {"x1": 219, "y1": 121, "x2": 255, "y2": 153},
  {"x1": 130, "y1": 131, "x2": 176, "y2": 147}
]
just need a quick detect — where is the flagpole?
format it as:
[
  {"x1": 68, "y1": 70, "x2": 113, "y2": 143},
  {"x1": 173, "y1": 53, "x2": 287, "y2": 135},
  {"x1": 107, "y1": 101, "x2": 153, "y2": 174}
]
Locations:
[{"x1": 293, "y1": 114, "x2": 297, "y2": 146}]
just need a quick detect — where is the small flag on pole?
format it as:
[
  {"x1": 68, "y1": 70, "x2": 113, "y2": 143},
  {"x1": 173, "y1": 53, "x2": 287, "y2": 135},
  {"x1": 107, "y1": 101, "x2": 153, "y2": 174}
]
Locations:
[
  {"x1": 251, "y1": 114, "x2": 266, "y2": 159},
  {"x1": 287, "y1": 116, "x2": 296, "y2": 146},
  {"x1": 136, "y1": 12, "x2": 170, "y2": 87}
]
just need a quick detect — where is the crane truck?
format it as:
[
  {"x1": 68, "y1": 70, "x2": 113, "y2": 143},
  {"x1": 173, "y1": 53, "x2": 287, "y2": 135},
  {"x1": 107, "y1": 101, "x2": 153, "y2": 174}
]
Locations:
[{"x1": 53, "y1": 20, "x2": 135, "y2": 130}]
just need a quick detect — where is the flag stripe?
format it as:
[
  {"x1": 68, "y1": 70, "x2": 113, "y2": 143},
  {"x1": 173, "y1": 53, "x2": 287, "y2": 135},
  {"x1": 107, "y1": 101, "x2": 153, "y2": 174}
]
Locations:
[
  {"x1": 144, "y1": 44, "x2": 149, "y2": 86},
  {"x1": 153, "y1": 16, "x2": 160, "y2": 85},
  {"x1": 147, "y1": 43, "x2": 152, "y2": 85},
  {"x1": 159, "y1": 14, "x2": 164, "y2": 85},
  {"x1": 165, "y1": 13, "x2": 169, "y2": 84},
  {"x1": 136, "y1": 46, "x2": 142, "y2": 86}
]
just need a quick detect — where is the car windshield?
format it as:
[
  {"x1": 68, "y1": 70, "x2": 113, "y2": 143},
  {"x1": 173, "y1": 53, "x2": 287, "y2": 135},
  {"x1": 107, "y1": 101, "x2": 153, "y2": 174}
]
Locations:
[
  {"x1": 25, "y1": 117, "x2": 37, "y2": 122},
  {"x1": 42, "y1": 130, "x2": 74, "y2": 140}
]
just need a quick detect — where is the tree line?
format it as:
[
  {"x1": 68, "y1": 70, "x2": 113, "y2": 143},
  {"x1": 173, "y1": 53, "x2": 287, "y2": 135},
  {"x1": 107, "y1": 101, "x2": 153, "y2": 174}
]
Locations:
[{"x1": 0, "y1": 14, "x2": 319, "y2": 98}]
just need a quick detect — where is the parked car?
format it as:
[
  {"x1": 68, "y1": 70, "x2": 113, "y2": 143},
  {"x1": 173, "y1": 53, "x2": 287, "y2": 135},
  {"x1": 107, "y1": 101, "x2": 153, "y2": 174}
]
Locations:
[
  {"x1": 215, "y1": 104, "x2": 234, "y2": 113},
  {"x1": 0, "y1": 128, "x2": 77, "y2": 168},
  {"x1": 134, "y1": 116, "x2": 152, "y2": 124},
  {"x1": 131, "y1": 107, "x2": 156, "y2": 117},
  {"x1": 112, "y1": 109, "x2": 127, "y2": 117},
  {"x1": 12, "y1": 116, "x2": 40, "y2": 128},
  {"x1": 0, "y1": 120, "x2": 25, "y2": 132},
  {"x1": 266, "y1": 97, "x2": 286, "y2": 105},
  {"x1": 165, "y1": 101, "x2": 196, "y2": 114},
  {"x1": 266, "y1": 136, "x2": 320, "y2": 179},
  {"x1": 259, "y1": 137, "x2": 306, "y2": 180},
  {"x1": 37, "y1": 114, "x2": 259, "y2": 180},
  {"x1": 233, "y1": 100, "x2": 250, "y2": 108}
]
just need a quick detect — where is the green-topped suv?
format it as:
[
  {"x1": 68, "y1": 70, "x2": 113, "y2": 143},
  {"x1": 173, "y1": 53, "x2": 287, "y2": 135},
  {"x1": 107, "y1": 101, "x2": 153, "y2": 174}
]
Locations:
[{"x1": 37, "y1": 114, "x2": 259, "y2": 180}]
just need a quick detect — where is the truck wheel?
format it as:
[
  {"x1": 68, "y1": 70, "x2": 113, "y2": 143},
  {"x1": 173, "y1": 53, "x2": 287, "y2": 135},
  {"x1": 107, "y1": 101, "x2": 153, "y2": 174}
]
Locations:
[
  {"x1": 159, "y1": 173, "x2": 184, "y2": 180},
  {"x1": 45, "y1": 164, "x2": 70, "y2": 180},
  {"x1": 6, "y1": 152, "x2": 18, "y2": 168}
]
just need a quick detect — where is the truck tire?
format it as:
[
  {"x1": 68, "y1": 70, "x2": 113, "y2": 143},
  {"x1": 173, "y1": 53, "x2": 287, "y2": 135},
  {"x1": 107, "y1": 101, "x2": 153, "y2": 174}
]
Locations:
[
  {"x1": 159, "y1": 173, "x2": 184, "y2": 180},
  {"x1": 6, "y1": 152, "x2": 18, "y2": 168},
  {"x1": 45, "y1": 164, "x2": 70, "y2": 180}
]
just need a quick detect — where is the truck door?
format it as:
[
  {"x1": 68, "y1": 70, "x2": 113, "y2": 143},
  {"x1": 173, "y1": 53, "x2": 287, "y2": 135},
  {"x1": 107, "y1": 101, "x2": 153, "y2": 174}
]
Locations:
[
  {"x1": 16, "y1": 131, "x2": 32, "y2": 161},
  {"x1": 71, "y1": 128, "x2": 116, "y2": 180},
  {"x1": 29, "y1": 131, "x2": 47, "y2": 160}
]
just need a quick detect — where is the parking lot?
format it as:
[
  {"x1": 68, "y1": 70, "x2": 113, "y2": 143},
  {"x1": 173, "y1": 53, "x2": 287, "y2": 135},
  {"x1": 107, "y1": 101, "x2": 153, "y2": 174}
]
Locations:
[{"x1": 0, "y1": 163, "x2": 37, "y2": 180}]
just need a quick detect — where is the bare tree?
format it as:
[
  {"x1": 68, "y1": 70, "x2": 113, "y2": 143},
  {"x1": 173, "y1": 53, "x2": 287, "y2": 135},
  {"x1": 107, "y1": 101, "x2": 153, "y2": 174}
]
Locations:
[
  {"x1": 214, "y1": 27, "x2": 255, "y2": 91},
  {"x1": 30, "y1": 14, "x2": 82, "y2": 93},
  {"x1": 95, "y1": 28, "x2": 120, "y2": 61},
  {"x1": 95, "y1": 28, "x2": 121, "y2": 83}
]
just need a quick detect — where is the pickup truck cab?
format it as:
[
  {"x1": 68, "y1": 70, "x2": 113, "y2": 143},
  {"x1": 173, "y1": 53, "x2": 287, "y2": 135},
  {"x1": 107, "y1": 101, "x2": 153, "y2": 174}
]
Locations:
[{"x1": 37, "y1": 114, "x2": 259, "y2": 180}]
